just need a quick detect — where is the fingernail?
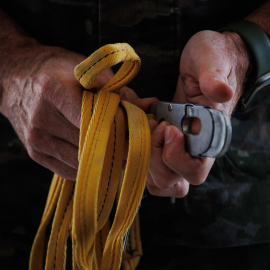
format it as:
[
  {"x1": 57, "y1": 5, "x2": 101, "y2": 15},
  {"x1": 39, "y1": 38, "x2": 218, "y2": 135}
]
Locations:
[{"x1": 165, "y1": 126, "x2": 173, "y2": 144}]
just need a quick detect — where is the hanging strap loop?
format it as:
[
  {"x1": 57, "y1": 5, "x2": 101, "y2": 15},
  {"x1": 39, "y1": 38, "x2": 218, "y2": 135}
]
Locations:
[
  {"x1": 74, "y1": 43, "x2": 141, "y2": 92},
  {"x1": 30, "y1": 43, "x2": 150, "y2": 270}
]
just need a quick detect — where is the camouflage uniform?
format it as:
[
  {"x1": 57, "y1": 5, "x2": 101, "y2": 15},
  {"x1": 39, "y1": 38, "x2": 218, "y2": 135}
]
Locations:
[{"x1": 1, "y1": 0, "x2": 270, "y2": 269}]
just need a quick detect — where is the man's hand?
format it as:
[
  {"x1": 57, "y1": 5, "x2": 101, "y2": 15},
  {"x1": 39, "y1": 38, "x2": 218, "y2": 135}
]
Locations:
[
  {"x1": 146, "y1": 30, "x2": 251, "y2": 198},
  {"x1": 0, "y1": 43, "x2": 88, "y2": 180},
  {"x1": 174, "y1": 30, "x2": 250, "y2": 115}
]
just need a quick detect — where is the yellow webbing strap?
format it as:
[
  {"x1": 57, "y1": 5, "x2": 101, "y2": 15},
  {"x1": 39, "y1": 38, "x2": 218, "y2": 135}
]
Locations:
[{"x1": 29, "y1": 43, "x2": 150, "y2": 270}]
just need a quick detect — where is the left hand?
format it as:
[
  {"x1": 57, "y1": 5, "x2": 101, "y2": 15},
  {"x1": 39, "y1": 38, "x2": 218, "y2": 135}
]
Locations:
[
  {"x1": 119, "y1": 30, "x2": 251, "y2": 198},
  {"x1": 143, "y1": 31, "x2": 249, "y2": 197},
  {"x1": 117, "y1": 86, "x2": 209, "y2": 198},
  {"x1": 147, "y1": 30, "x2": 251, "y2": 198}
]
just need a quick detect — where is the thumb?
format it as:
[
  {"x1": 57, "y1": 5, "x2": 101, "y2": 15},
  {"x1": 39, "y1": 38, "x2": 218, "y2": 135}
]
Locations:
[{"x1": 199, "y1": 71, "x2": 234, "y2": 104}]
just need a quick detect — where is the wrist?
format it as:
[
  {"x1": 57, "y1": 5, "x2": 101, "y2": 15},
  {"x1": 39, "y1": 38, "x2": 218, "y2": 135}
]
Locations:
[
  {"x1": 0, "y1": 35, "x2": 40, "y2": 107},
  {"x1": 220, "y1": 20, "x2": 270, "y2": 112},
  {"x1": 222, "y1": 31, "x2": 252, "y2": 108},
  {"x1": 0, "y1": 37, "x2": 86, "y2": 112},
  {"x1": 223, "y1": 31, "x2": 251, "y2": 72}
]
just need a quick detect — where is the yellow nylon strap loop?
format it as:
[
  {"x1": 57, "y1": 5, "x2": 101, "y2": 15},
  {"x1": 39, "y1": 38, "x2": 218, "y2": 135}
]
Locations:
[
  {"x1": 74, "y1": 43, "x2": 141, "y2": 92},
  {"x1": 30, "y1": 43, "x2": 149, "y2": 270},
  {"x1": 101, "y1": 100, "x2": 150, "y2": 270},
  {"x1": 96, "y1": 106, "x2": 125, "y2": 233},
  {"x1": 29, "y1": 175, "x2": 63, "y2": 270},
  {"x1": 45, "y1": 180, "x2": 75, "y2": 270},
  {"x1": 73, "y1": 90, "x2": 121, "y2": 269}
]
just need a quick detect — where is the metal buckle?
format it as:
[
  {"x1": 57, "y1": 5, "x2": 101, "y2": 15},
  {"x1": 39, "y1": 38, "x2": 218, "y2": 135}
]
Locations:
[{"x1": 149, "y1": 102, "x2": 232, "y2": 158}]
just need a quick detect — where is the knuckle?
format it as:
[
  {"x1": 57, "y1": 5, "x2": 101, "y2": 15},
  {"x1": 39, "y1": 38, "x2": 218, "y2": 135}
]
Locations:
[
  {"x1": 146, "y1": 182, "x2": 165, "y2": 197},
  {"x1": 187, "y1": 171, "x2": 207, "y2": 185},
  {"x1": 181, "y1": 188, "x2": 189, "y2": 197},
  {"x1": 27, "y1": 147, "x2": 41, "y2": 162},
  {"x1": 43, "y1": 79, "x2": 62, "y2": 104},
  {"x1": 155, "y1": 182, "x2": 170, "y2": 190},
  {"x1": 146, "y1": 184, "x2": 158, "y2": 196},
  {"x1": 25, "y1": 128, "x2": 40, "y2": 149},
  {"x1": 162, "y1": 147, "x2": 174, "y2": 166},
  {"x1": 118, "y1": 87, "x2": 132, "y2": 99},
  {"x1": 175, "y1": 186, "x2": 189, "y2": 198},
  {"x1": 152, "y1": 176, "x2": 170, "y2": 190},
  {"x1": 183, "y1": 159, "x2": 207, "y2": 185},
  {"x1": 193, "y1": 175, "x2": 207, "y2": 185},
  {"x1": 162, "y1": 153, "x2": 170, "y2": 167},
  {"x1": 34, "y1": 71, "x2": 51, "y2": 90},
  {"x1": 173, "y1": 180, "x2": 190, "y2": 198},
  {"x1": 30, "y1": 109, "x2": 43, "y2": 128},
  {"x1": 56, "y1": 168, "x2": 77, "y2": 181},
  {"x1": 152, "y1": 173, "x2": 179, "y2": 190},
  {"x1": 35, "y1": 72, "x2": 63, "y2": 105},
  {"x1": 33, "y1": 72, "x2": 52, "y2": 98}
]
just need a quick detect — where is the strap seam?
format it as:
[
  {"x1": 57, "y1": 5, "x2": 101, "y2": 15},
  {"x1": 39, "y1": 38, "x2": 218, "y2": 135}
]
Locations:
[
  {"x1": 82, "y1": 93, "x2": 111, "y2": 242},
  {"x1": 78, "y1": 49, "x2": 130, "y2": 81},
  {"x1": 53, "y1": 186, "x2": 74, "y2": 270},
  {"x1": 97, "y1": 116, "x2": 117, "y2": 220}
]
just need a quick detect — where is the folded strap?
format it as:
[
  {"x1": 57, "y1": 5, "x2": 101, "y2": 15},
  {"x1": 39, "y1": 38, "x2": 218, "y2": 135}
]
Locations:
[{"x1": 29, "y1": 43, "x2": 150, "y2": 270}]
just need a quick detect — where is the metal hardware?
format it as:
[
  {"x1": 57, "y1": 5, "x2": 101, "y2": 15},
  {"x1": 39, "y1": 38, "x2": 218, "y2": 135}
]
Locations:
[{"x1": 149, "y1": 102, "x2": 232, "y2": 158}]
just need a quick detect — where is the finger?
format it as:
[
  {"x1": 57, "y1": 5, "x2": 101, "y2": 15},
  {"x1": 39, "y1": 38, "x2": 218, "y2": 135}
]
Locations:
[
  {"x1": 149, "y1": 122, "x2": 185, "y2": 189},
  {"x1": 27, "y1": 129, "x2": 79, "y2": 170},
  {"x1": 146, "y1": 175, "x2": 189, "y2": 198},
  {"x1": 29, "y1": 150, "x2": 77, "y2": 181},
  {"x1": 194, "y1": 37, "x2": 235, "y2": 105},
  {"x1": 32, "y1": 103, "x2": 80, "y2": 147},
  {"x1": 163, "y1": 125, "x2": 214, "y2": 185},
  {"x1": 117, "y1": 86, "x2": 159, "y2": 111}
]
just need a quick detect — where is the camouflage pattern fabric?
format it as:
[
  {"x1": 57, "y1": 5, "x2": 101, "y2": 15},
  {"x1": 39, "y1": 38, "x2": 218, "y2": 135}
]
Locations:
[
  {"x1": 100, "y1": 0, "x2": 270, "y2": 268},
  {"x1": 1, "y1": 0, "x2": 100, "y2": 56},
  {"x1": 99, "y1": 0, "x2": 266, "y2": 100},
  {"x1": 136, "y1": 242, "x2": 270, "y2": 269},
  {"x1": 1, "y1": 0, "x2": 270, "y2": 269},
  {"x1": 99, "y1": 0, "x2": 270, "y2": 242}
]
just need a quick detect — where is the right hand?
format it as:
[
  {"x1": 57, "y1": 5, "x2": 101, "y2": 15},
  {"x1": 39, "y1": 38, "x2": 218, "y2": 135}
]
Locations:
[
  {"x1": 0, "y1": 41, "x2": 156, "y2": 181},
  {"x1": 0, "y1": 43, "x2": 88, "y2": 180}
]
